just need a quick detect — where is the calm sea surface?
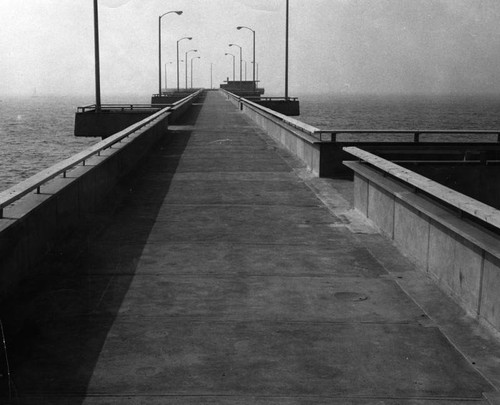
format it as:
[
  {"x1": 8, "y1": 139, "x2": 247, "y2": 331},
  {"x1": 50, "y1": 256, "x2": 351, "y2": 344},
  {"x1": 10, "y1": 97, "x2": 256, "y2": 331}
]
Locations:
[
  {"x1": 298, "y1": 94, "x2": 500, "y2": 142},
  {"x1": 1, "y1": 93, "x2": 500, "y2": 192},
  {"x1": 0, "y1": 95, "x2": 147, "y2": 193}
]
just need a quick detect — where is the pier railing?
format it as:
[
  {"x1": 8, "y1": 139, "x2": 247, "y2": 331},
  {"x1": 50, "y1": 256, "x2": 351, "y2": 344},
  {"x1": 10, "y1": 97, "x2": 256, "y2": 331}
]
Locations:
[
  {"x1": 77, "y1": 104, "x2": 171, "y2": 113},
  {"x1": 0, "y1": 90, "x2": 202, "y2": 218},
  {"x1": 315, "y1": 129, "x2": 500, "y2": 143}
]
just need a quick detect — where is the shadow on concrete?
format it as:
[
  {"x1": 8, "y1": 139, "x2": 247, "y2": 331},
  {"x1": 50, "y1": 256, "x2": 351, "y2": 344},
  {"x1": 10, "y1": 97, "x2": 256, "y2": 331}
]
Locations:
[{"x1": 0, "y1": 120, "x2": 194, "y2": 403}]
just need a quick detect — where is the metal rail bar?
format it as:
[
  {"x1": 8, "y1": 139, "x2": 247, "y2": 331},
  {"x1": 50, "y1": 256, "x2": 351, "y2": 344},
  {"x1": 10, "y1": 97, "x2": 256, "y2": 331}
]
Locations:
[
  {"x1": 0, "y1": 90, "x2": 202, "y2": 218},
  {"x1": 221, "y1": 89, "x2": 318, "y2": 136},
  {"x1": 315, "y1": 129, "x2": 500, "y2": 143},
  {"x1": 222, "y1": 89, "x2": 500, "y2": 144},
  {"x1": 343, "y1": 146, "x2": 500, "y2": 229},
  {"x1": 77, "y1": 104, "x2": 172, "y2": 113},
  {"x1": 246, "y1": 97, "x2": 299, "y2": 101}
]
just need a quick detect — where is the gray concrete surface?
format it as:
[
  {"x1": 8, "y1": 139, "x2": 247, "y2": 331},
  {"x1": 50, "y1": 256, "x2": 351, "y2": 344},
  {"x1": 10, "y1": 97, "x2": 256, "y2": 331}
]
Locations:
[{"x1": 2, "y1": 91, "x2": 500, "y2": 404}]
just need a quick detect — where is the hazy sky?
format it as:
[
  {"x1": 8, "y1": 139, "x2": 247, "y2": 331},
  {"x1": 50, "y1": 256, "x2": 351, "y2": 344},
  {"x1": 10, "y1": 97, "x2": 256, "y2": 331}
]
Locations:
[{"x1": 2, "y1": 0, "x2": 500, "y2": 98}]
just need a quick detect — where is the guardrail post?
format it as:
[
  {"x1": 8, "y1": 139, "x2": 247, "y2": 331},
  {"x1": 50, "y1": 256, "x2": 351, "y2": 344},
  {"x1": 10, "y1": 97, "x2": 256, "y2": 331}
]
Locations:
[
  {"x1": 0, "y1": 208, "x2": 3, "y2": 219},
  {"x1": 497, "y1": 132, "x2": 500, "y2": 143},
  {"x1": 331, "y1": 133, "x2": 337, "y2": 142},
  {"x1": 414, "y1": 132, "x2": 420, "y2": 143}
]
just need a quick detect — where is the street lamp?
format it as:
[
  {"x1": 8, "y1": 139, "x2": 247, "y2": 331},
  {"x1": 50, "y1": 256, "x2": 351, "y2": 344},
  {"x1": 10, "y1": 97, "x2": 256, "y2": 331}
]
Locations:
[
  {"x1": 237, "y1": 26, "x2": 255, "y2": 90},
  {"x1": 228, "y1": 43, "x2": 242, "y2": 83},
  {"x1": 93, "y1": 0, "x2": 101, "y2": 111},
  {"x1": 224, "y1": 53, "x2": 235, "y2": 81},
  {"x1": 252, "y1": 61, "x2": 259, "y2": 83},
  {"x1": 285, "y1": 0, "x2": 289, "y2": 100},
  {"x1": 164, "y1": 61, "x2": 173, "y2": 92},
  {"x1": 210, "y1": 62, "x2": 213, "y2": 89},
  {"x1": 177, "y1": 36, "x2": 192, "y2": 92},
  {"x1": 159, "y1": 10, "x2": 182, "y2": 96},
  {"x1": 191, "y1": 56, "x2": 200, "y2": 88},
  {"x1": 185, "y1": 49, "x2": 198, "y2": 89},
  {"x1": 242, "y1": 60, "x2": 247, "y2": 81}
]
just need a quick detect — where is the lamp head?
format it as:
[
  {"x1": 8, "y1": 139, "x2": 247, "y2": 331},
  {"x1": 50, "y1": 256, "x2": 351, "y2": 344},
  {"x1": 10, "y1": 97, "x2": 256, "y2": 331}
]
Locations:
[
  {"x1": 187, "y1": 37, "x2": 193, "y2": 40},
  {"x1": 175, "y1": 11, "x2": 183, "y2": 15},
  {"x1": 237, "y1": 26, "x2": 243, "y2": 30}
]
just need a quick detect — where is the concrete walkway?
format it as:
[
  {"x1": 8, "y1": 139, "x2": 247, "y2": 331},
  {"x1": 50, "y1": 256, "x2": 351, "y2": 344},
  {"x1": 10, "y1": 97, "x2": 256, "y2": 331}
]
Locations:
[{"x1": 3, "y1": 91, "x2": 500, "y2": 404}]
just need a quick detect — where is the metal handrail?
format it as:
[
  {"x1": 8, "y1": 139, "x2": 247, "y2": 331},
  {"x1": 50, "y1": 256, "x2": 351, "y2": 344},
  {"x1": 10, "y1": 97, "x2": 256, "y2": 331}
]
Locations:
[
  {"x1": 77, "y1": 104, "x2": 171, "y2": 113},
  {"x1": 246, "y1": 96, "x2": 299, "y2": 101},
  {"x1": 221, "y1": 89, "x2": 319, "y2": 137},
  {"x1": 344, "y1": 146, "x2": 500, "y2": 229},
  {"x1": 0, "y1": 89, "x2": 202, "y2": 218},
  {"x1": 222, "y1": 89, "x2": 500, "y2": 144},
  {"x1": 315, "y1": 129, "x2": 500, "y2": 143}
]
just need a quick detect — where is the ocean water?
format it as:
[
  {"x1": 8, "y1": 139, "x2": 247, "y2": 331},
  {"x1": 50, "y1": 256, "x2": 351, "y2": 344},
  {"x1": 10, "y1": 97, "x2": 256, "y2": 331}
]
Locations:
[
  {"x1": 1, "y1": 93, "x2": 500, "y2": 193},
  {"x1": 298, "y1": 94, "x2": 500, "y2": 143},
  {"x1": 0, "y1": 94, "x2": 147, "y2": 193}
]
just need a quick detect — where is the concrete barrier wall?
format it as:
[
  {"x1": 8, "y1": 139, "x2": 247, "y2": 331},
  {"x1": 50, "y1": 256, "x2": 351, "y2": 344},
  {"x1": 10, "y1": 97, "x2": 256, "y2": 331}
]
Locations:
[
  {"x1": 345, "y1": 160, "x2": 500, "y2": 334},
  {"x1": 222, "y1": 90, "x2": 322, "y2": 176},
  {"x1": 0, "y1": 91, "x2": 200, "y2": 301}
]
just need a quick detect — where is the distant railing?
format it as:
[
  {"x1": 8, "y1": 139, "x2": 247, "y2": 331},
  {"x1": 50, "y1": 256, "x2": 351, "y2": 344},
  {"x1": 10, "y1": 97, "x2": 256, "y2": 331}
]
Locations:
[
  {"x1": 77, "y1": 104, "x2": 170, "y2": 113},
  {"x1": 223, "y1": 88, "x2": 500, "y2": 146},
  {"x1": 246, "y1": 96, "x2": 299, "y2": 102},
  {"x1": 0, "y1": 89, "x2": 202, "y2": 218},
  {"x1": 315, "y1": 129, "x2": 500, "y2": 143}
]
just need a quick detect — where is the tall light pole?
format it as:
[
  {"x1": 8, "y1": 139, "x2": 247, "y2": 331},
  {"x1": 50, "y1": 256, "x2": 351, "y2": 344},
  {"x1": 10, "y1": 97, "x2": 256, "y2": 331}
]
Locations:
[
  {"x1": 165, "y1": 62, "x2": 173, "y2": 92},
  {"x1": 252, "y1": 61, "x2": 259, "y2": 83},
  {"x1": 229, "y1": 43, "x2": 242, "y2": 83},
  {"x1": 285, "y1": 0, "x2": 289, "y2": 100},
  {"x1": 243, "y1": 60, "x2": 247, "y2": 81},
  {"x1": 185, "y1": 49, "x2": 197, "y2": 89},
  {"x1": 177, "y1": 36, "x2": 192, "y2": 92},
  {"x1": 224, "y1": 53, "x2": 235, "y2": 81},
  {"x1": 93, "y1": 0, "x2": 101, "y2": 111},
  {"x1": 190, "y1": 56, "x2": 200, "y2": 88},
  {"x1": 210, "y1": 62, "x2": 213, "y2": 89},
  {"x1": 237, "y1": 26, "x2": 255, "y2": 90},
  {"x1": 159, "y1": 11, "x2": 182, "y2": 96}
]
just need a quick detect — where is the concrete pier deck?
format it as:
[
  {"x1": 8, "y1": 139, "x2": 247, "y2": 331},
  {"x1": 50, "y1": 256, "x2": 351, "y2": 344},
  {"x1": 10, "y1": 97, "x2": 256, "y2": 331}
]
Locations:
[{"x1": 3, "y1": 91, "x2": 500, "y2": 404}]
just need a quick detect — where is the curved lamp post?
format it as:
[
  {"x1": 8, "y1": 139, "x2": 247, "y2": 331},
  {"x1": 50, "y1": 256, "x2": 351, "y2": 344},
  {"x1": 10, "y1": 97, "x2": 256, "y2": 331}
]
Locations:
[
  {"x1": 176, "y1": 36, "x2": 192, "y2": 92},
  {"x1": 93, "y1": 0, "x2": 101, "y2": 111},
  {"x1": 237, "y1": 26, "x2": 255, "y2": 90},
  {"x1": 159, "y1": 11, "x2": 182, "y2": 96},
  {"x1": 210, "y1": 62, "x2": 214, "y2": 89},
  {"x1": 164, "y1": 61, "x2": 173, "y2": 92},
  {"x1": 252, "y1": 61, "x2": 259, "y2": 83},
  {"x1": 285, "y1": 0, "x2": 289, "y2": 100},
  {"x1": 224, "y1": 53, "x2": 235, "y2": 81},
  {"x1": 228, "y1": 43, "x2": 242, "y2": 83},
  {"x1": 190, "y1": 56, "x2": 200, "y2": 88},
  {"x1": 185, "y1": 49, "x2": 198, "y2": 89}
]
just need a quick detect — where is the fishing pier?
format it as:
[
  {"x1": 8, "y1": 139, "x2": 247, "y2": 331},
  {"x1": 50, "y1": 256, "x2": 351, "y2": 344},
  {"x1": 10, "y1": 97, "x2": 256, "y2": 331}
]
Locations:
[{"x1": 1, "y1": 90, "x2": 500, "y2": 403}]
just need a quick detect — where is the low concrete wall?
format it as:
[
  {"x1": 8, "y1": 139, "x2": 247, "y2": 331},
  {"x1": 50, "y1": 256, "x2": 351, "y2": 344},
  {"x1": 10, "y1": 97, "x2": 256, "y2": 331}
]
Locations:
[
  {"x1": 0, "y1": 91, "x2": 200, "y2": 301},
  {"x1": 222, "y1": 90, "x2": 323, "y2": 176},
  {"x1": 345, "y1": 157, "x2": 500, "y2": 334}
]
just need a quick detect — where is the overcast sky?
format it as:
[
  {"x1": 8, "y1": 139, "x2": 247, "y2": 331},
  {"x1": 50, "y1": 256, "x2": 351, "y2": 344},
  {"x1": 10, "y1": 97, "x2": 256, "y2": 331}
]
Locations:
[{"x1": 2, "y1": 0, "x2": 500, "y2": 98}]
